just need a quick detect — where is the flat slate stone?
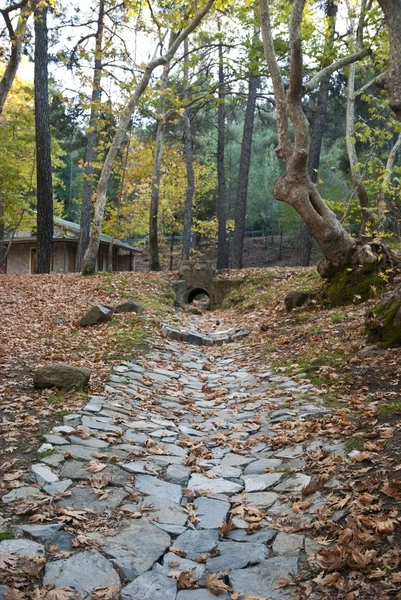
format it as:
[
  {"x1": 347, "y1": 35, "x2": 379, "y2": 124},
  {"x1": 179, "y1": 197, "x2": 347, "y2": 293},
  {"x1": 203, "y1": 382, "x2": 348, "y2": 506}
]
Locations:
[
  {"x1": 59, "y1": 486, "x2": 128, "y2": 511},
  {"x1": 172, "y1": 530, "x2": 219, "y2": 560},
  {"x1": 227, "y1": 528, "x2": 277, "y2": 544},
  {"x1": 188, "y1": 473, "x2": 242, "y2": 496},
  {"x1": 43, "y1": 549, "x2": 120, "y2": 596},
  {"x1": 60, "y1": 462, "x2": 131, "y2": 486},
  {"x1": 81, "y1": 416, "x2": 122, "y2": 433},
  {"x1": 159, "y1": 552, "x2": 206, "y2": 581},
  {"x1": 1, "y1": 486, "x2": 42, "y2": 504},
  {"x1": 220, "y1": 453, "x2": 255, "y2": 467},
  {"x1": 45, "y1": 531, "x2": 75, "y2": 552},
  {"x1": 272, "y1": 532, "x2": 304, "y2": 556},
  {"x1": 141, "y1": 495, "x2": 187, "y2": 526},
  {"x1": 19, "y1": 523, "x2": 63, "y2": 541},
  {"x1": 245, "y1": 491, "x2": 279, "y2": 509},
  {"x1": 177, "y1": 592, "x2": 230, "y2": 600},
  {"x1": 121, "y1": 572, "x2": 176, "y2": 600},
  {"x1": 59, "y1": 445, "x2": 97, "y2": 461},
  {"x1": 0, "y1": 539, "x2": 44, "y2": 557},
  {"x1": 165, "y1": 464, "x2": 191, "y2": 485},
  {"x1": 206, "y1": 541, "x2": 268, "y2": 573},
  {"x1": 100, "y1": 518, "x2": 171, "y2": 581},
  {"x1": 135, "y1": 474, "x2": 182, "y2": 504},
  {"x1": 242, "y1": 472, "x2": 282, "y2": 492},
  {"x1": 43, "y1": 479, "x2": 73, "y2": 495},
  {"x1": 31, "y1": 463, "x2": 59, "y2": 484},
  {"x1": 43, "y1": 435, "x2": 69, "y2": 445},
  {"x1": 275, "y1": 474, "x2": 311, "y2": 493},
  {"x1": 244, "y1": 458, "x2": 283, "y2": 475},
  {"x1": 68, "y1": 435, "x2": 109, "y2": 449},
  {"x1": 229, "y1": 557, "x2": 299, "y2": 600},
  {"x1": 194, "y1": 497, "x2": 230, "y2": 529},
  {"x1": 121, "y1": 460, "x2": 160, "y2": 474}
]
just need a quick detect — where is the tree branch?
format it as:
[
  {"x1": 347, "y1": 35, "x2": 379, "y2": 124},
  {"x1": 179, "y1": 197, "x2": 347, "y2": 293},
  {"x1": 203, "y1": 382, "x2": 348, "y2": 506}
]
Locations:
[{"x1": 303, "y1": 47, "x2": 369, "y2": 93}]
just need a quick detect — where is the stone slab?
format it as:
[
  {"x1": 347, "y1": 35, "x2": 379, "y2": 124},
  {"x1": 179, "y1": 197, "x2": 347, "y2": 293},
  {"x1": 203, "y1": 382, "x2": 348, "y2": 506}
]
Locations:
[
  {"x1": 188, "y1": 473, "x2": 242, "y2": 496},
  {"x1": 121, "y1": 572, "x2": 176, "y2": 600},
  {"x1": 172, "y1": 530, "x2": 219, "y2": 560},
  {"x1": 194, "y1": 497, "x2": 230, "y2": 529},
  {"x1": 135, "y1": 475, "x2": 182, "y2": 504},
  {"x1": 229, "y1": 557, "x2": 299, "y2": 600}
]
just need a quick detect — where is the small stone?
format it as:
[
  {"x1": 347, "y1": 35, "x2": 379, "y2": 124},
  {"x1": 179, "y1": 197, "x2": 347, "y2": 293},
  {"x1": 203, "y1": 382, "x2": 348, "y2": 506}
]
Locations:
[
  {"x1": 194, "y1": 497, "x2": 230, "y2": 530},
  {"x1": 33, "y1": 363, "x2": 91, "y2": 390},
  {"x1": 43, "y1": 479, "x2": 73, "y2": 495},
  {"x1": 58, "y1": 486, "x2": 128, "y2": 511},
  {"x1": 227, "y1": 529, "x2": 277, "y2": 544},
  {"x1": 31, "y1": 463, "x2": 59, "y2": 485},
  {"x1": 115, "y1": 300, "x2": 145, "y2": 315},
  {"x1": 19, "y1": 523, "x2": 64, "y2": 541},
  {"x1": 80, "y1": 305, "x2": 113, "y2": 327},
  {"x1": 242, "y1": 472, "x2": 282, "y2": 492},
  {"x1": 284, "y1": 291, "x2": 309, "y2": 311},
  {"x1": 188, "y1": 473, "x2": 242, "y2": 496},
  {"x1": 159, "y1": 552, "x2": 206, "y2": 581},
  {"x1": 68, "y1": 435, "x2": 109, "y2": 449},
  {"x1": 177, "y1": 592, "x2": 230, "y2": 600},
  {"x1": 45, "y1": 531, "x2": 75, "y2": 552},
  {"x1": 135, "y1": 475, "x2": 182, "y2": 504},
  {"x1": 81, "y1": 416, "x2": 122, "y2": 433},
  {"x1": 244, "y1": 459, "x2": 282, "y2": 475},
  {"x1": 38, "y1": 443, "x2": 54, "y2": 453},
  {"x1": 83, "y1": 396, "x2": 105, "y2": 412},
  {"x1": 272, "y1": 532, "x2": 304, "y2": 556},
  {"x1": 221, "y1": 453, "x2": 255, "y2": 468},
  {"x1": 165, "y1": 464, "x2": 191, "y2": 485},
  {"x1": 172, "y1": 530, "x2": 219, "y2": 560},
  {"x1": 207, "y1": 542, "x2": 268, "y2": 573},
  {"x1": 210, "y1": 464, "x2": 242, "y2": 478},
  {"x1": 100, "y1": 518, "x2": 171, "y2": 581},
  {"x1": 120, "y1": 460, "x2": 159, "y2": 474},
  {"x1": 43, "y1": 549, "x2": 120, "y2": 596},
  {"x1": 141, "y1": 496, "x2": 187, "y2": 526},
  {"x1": 229, "y1": 557, "x2": 298, "y2": 600},
  {"x1": 43, "y1": 435, "x2": 68, "y2": 446},
  {"x1": 0, "y1": 539, "x2": 45, "y2": 557},
  {"x1": 121, "y1": 572, "x2": 176, "y2": 600},
  {"x1": 245, "y1": 491, "x2": 279, "y2": 509},
  {"x1": 275, "y1": 474, "x2": 311, "y2": 493}
]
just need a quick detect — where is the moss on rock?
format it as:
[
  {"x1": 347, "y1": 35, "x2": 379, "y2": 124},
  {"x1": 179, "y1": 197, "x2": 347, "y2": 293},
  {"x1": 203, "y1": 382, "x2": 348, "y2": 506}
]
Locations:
[
  {"x1": 367, "y1": 288, "x2": 401, "y2": 348},
  {"x1": 325, "y1": 270, "x2": 386, "y2": 307}
]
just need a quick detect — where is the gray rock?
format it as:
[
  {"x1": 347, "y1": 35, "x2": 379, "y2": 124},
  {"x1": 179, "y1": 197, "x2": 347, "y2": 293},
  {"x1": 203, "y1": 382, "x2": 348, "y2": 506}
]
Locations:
[
  {"x1": 19, "y1": 523, "x2": 63, "y2": 541},
  {"x1": 45, "y1": 531, "x2": 74, "y2": 552},
  {"x1": 188, "y1": 473, "x2": 242, "y2": 496},
  {"x1": 165, "y1": 464, "x2": 191, "y2": 486},
  {"x1": 177, "y1": 592, "x2": 230, "y2": 600},
  {"x1": 172, "y1": 530, "x2": 219, "y2": 560},
  {"x1": 141, "y1": 495, "x2": 187, "y2": 526},
  {"x1": 245, "y1": 491, "x2": 279, "y2": 509},
  {"x1": 284, "y1": 290, "x2": 310, "y2": 311},
  {"x1": 120, "y1": 460, "x2": 159, "y2": 474},
  {"x1": 1, "y1": 486, "x2": 42, "y2": 504},
  {"x1": 33, "y1": 363, "x2": 90, "y2": 390},
  {"x1": 0, "y1": 586, "x2": 11, "y2": 600},
  {"x1": 194, "y1": 497, "x2": 230, "y2": 529},
  {"x1": 275, "y1": 474, "x2": 311, "y2": 493},
  {"x1": 121, "y1": 572, "x2": 176, "y2": 600},
  {"x1": 273, "y1": 533, "x2": 304, "y2": 556},
  {"x1": 59, "y1": 486, "x2": 128, "y2": 511},
  {"x1": 58, "y1": 445, "x2": 97, "y2": 461},
  {"x1": 43, "y1": 479, "x2": 73, "y2": 495},
  {"x1": 242, "y1": 472, "x2": 282, "y2": 492},
  {"x1": 59, "y1": 462, "x2": 131, "y2": 486},
  {"x1": 43, "y1": 549, "x2": 120, "y2": 596},
  {"x1": 210, "y1": 464, "x2": 242, "y2": 478},
  {"x1": 68, "y1": 435, "x2": 109, "y2": 449},
  {"x1": 244, "y1": 458, "x2": 282, "y2": 475},
  {"x1": 83, "y1": 396, "x2": 105, "y2": 412},
  {"x1": 206, "y1": 542, "x2": 268, "y2": 573},
  {"x1": 227, "y1": 528, "x2": 277, "y2": 544},
  {"x1": 43, "y1": 435, "x2": 69, "y2": 445},
  {"x1": 229, "y1": 557, "x2": 299, "y2": 600},
  {"x1": 135, "y1": 474, "x2": 182, "y2": 503},
  {"x1": 80, "y1": 305, "x2": 113, "y2": 327},
  {"x1": 115, "y1": 300, "x2": 145, "y2": 315},
  {"x1": 162, "y1": 325, "x2": 183, "y2": 341},
  {"x1": 183, "y1": 332, "x2": 204, "y2": 346},
  {"x1": 41, "y1": 454, "x2": 65, "y2": 466},
  {"x1": 31, "y1": 463, "x2": 59, "y2": 484},
  {"x1": 81, "y1": 416, "x2": 122, "y2": 433},
  {"x1": 100, "y1": 518, "x2": 170, "y2": 581},
  {"x1": 221, "y1": 453, "x2": 255, "y2": 468},
  {"x1": 159, "y1": 552, "x2": 206, "y2": 581},
  {"x1": 0, "y1": 538, "x2": 44, "y2": 557}
]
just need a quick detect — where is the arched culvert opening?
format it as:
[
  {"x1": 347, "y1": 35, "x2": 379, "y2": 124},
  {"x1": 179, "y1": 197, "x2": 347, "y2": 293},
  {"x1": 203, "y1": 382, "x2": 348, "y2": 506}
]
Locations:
[{"x1": 187, "y1": 287, "x2": 211, "y2": 310}]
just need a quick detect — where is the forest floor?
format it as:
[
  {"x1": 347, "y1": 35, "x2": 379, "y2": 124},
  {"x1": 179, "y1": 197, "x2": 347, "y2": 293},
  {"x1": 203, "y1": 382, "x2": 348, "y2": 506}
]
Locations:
[{"x1": 0, "y1": 269, "x2": 401, "y2": 600}]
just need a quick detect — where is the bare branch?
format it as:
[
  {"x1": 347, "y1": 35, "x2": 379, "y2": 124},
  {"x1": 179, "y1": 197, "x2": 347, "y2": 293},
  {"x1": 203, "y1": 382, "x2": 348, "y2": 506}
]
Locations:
[{"x1": 303, "y1": 47, "x2": 369, "y2": 93}]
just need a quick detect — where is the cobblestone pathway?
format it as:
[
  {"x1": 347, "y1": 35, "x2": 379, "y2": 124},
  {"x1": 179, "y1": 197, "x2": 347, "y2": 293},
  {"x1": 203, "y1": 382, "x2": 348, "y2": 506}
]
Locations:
[{"x1": 0, "y1": 316, "x2": 341, "y2": 599}]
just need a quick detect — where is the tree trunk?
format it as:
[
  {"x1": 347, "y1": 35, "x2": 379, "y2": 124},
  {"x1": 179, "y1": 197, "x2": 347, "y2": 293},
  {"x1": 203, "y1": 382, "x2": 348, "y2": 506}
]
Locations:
[
  {"x1": 232, "y1": 74, "x2": 258, "y2": 269},
  {"x1": 377, "y1": 0, "x2": 401, "y2": 120},
  {"x1": 0, "y1": 2, "x2": 32, "y2": 116},
  {"x1": 216, "y1": 35, "x2": 228, "y2": 271},
  {"x1": 82, "y1": 1, "x2": 216, "y2": 275},
  {"x1": 169, "y1": 230, "x2": 175, "y2": 271},
  {"x1": 108, "y1": 131, "x2": 131, "y2": 272},
  {"x1": 149, "y1": 62, "x2": 170, "y2": 272},
  {"x1": 76, "y1": 0, "x2": 105, "y2": 272},
  {"x1": 377, "y1": 131, "x2": 401, "y2": 229},
  {"x1": 182, "y1": 39, "x2": 195, "y2": 262},
  {"x1": 34, "y1": 3, "x2": 53, "y2": 274}
]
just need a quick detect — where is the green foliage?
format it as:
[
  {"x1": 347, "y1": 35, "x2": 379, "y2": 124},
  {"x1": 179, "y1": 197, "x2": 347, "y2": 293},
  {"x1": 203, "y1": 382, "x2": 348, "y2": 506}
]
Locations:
[
  {"x1": 373, "y1": 297, "x2": 401, "y2": 348},
  {"x1": 326, "y1": 270, "x2": 387, "y2": 307}
]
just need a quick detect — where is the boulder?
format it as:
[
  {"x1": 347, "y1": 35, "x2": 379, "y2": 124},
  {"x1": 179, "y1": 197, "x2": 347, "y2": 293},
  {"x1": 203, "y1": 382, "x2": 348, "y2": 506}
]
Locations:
[
  {"x1": 115, "y1": 299, "x2": 145, "y2": 315},
  {"x1": 284, "y1": 290, "x2": 310, "y2": 311},
  {"x1": 33, "y1": 363, "x2": 90, "y2": 390},
  {"x1": 80, "y1": 305, "x2": 113, "y2": 327},
  {"x1": 366, "y1": 283, "x2": 401, "y2": 347}
]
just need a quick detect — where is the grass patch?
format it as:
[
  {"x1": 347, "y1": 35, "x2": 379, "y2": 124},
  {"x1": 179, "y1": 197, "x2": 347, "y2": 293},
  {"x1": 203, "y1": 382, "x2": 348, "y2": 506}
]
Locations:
[
  {"x1": 54, "y1": 410, "x2": 72, "y2": 418},
  {"x1": 273, "y1": 348, "x2": 347, "y2": 385},
  {"x1": 379, "y1": 402, "x2": 401, "y2": 415},
  {"x1": 331, "y1": 312, "x2": 347, "y2": 323},
  {"x1": 0, "y1": 531, "x2": 14, "y2": 541},
  {"x1": 345, "y1": 436, "x2": 364, "y2": 453},
  {"x1": 102, "y1": 316, "x2": 151, "y2": 362}
]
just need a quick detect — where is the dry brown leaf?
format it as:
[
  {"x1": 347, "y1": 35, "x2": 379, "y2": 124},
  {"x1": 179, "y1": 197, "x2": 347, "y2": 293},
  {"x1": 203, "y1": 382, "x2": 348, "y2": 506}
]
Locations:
[
  {"x1": 219, "y1": 515, "x2": 236, "y2": 537},
  {"x1": 85, "y1": 461, "x2": 107, "y2": 473},
  {"x1": 205, "y1": 571, "x2": 231, "y2": 595}
]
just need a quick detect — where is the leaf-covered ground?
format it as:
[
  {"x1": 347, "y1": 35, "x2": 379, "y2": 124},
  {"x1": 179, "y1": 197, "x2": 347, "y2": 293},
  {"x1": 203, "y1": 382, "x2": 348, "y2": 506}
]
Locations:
[{"x1": 1, "y1": 268, "x2": 401, "y2": 599}]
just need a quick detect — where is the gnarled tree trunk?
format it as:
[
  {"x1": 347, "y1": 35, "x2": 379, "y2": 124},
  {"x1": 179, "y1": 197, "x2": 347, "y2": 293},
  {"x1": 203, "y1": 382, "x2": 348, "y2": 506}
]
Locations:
[
  {"x1": 216, "y1": 34, "x2": 228, "y2": 271},
  {"x1": 377, "y1": 0, "x2": 401, "y2": 120}
]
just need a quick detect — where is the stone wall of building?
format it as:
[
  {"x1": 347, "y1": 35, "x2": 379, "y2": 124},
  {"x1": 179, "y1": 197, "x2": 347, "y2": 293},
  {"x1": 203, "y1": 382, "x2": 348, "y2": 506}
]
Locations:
[{"x1": 6, "y1": 242, "x2": 68, "y2": 274}]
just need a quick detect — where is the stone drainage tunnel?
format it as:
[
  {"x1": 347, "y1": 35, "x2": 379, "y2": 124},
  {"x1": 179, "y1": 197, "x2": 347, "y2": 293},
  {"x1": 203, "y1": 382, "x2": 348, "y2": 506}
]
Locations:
[{"x1": 170, "y1": 263, "x2": 244, "y2": 310}]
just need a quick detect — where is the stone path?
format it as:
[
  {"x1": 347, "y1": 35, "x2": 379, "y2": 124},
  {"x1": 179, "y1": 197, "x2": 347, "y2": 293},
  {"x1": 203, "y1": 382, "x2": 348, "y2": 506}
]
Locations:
[{"x1": 0, "y1": 315, "x2": 342, "y2": 599}]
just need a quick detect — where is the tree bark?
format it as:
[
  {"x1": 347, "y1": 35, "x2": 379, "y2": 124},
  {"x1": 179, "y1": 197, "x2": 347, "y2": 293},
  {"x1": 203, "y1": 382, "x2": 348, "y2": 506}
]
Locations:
[
  {"x1": 377, "y1": 0, "x2": 401, "y2": 120},
  {"x1": 182, "y1": 39, "x2": 195, "y2": 263},
  {"x1": 34, "y1": 2, "x2": 53, "y2": 274},
  {"x1": 0, "y1": 1, "x2": 32, "y2": 116},
  {"x1": 216, "y1": 35, "x2": 228, "y2": 271},
  {"x1": 0, "y1": 190, "x2": 4, "y2": 270},
  {"x1": 232, "y1": 75, "x2": 258, "y2": 269},
  {"x1": 76, "y1": 0, "x2": 105, "y2": 272},
  {"x1": 149, "y1": 62, "x2": 170, "y2": 272},
  {"x1": 82, "y1": 0, "x2": 216, "y2": 275},
  {"x1": 108, "y1": 131, "x2": 131, "y2": 272},
  {"x1": 377, "y1": 131, "x2": 401, "y2": 229}
]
